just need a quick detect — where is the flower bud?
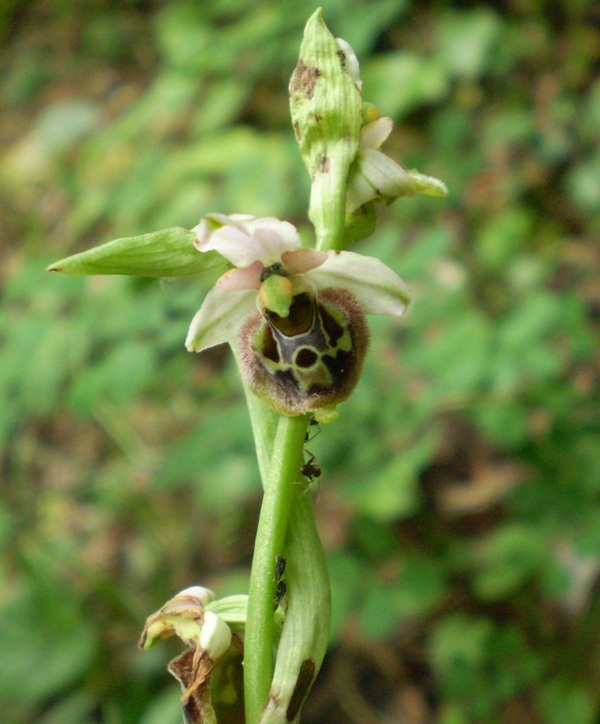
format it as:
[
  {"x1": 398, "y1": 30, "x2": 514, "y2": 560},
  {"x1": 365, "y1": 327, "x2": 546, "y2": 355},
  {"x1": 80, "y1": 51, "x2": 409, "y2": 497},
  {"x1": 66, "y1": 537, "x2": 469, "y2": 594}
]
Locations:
[
  {"x1": 140, "y1": 587, "x2": 239, "y2": 721},
  {"x1": 199, "y1": 610, "x2": 232, "y2": 661},
  {"x1": 139, "y1": 586, "x2": 218, "y2": 650},
  {"x1": 289, "y1": 9, "x2": 363, "y2": 250}
]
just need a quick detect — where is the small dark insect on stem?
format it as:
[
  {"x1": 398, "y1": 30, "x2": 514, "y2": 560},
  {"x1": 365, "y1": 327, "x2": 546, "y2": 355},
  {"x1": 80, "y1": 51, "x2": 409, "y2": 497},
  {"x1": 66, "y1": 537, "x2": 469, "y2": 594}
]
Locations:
[
  {"x1": 275, "y1": 555, "x2": 286, "y2": 582},
  {"x1": 274, "y1": 555, "x2": 287, "y2": 609},
  {"x1": 274, "y1": 579, "x2": 287, "y2": 608},
  {"x1": 305, "y1": 415, "x2": 321, "y2": 442},
  {"x1": 300, "y1": 450, "x2": 321, "y2": 484}
]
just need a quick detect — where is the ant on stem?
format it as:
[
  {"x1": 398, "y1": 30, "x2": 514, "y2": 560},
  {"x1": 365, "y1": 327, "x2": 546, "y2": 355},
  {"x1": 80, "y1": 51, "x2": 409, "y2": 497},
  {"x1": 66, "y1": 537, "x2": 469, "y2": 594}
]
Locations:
[
  {"x1": 300, "y1": 450, "x2": 321, "y2": 485},
  {"x1": 274, "y1": 555, "x2": 287, "y2": 609}
]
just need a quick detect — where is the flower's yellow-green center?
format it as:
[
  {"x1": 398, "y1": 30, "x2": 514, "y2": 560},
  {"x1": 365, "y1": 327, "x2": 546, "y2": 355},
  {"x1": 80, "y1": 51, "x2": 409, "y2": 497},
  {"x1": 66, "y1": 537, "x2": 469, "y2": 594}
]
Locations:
[{"x1": 258, "y1": 266, "x2": 294, "y2": 318}]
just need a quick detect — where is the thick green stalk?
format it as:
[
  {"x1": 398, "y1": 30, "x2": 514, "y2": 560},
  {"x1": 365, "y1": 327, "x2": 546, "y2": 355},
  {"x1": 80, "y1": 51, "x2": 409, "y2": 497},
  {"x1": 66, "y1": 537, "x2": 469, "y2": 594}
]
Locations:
[
  {"x1": 244, "y1": 412, "x2": 309, "y2": 723},
  {"x1": 312, "y1": 165, "x2": 348, "y2": 252}
]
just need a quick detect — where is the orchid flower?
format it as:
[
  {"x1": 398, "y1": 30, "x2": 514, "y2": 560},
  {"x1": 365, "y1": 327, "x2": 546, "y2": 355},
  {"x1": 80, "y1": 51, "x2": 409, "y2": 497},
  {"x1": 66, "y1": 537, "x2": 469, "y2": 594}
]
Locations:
[
  {"x1": 140, "y1": 586, "x2": 238, "y2": 718},
  {"x1": 184, "y1": 213, "x2": 411, "y2": 418},
  {"x1": 346, "y1": 116, "x2": 448, "y2": 213},
  {"x1": 185, "y1": 213, "x2": 410, "y2": 353},
  {"x1": 330, "y1": 35, "x2": 448, "y2": 214}
]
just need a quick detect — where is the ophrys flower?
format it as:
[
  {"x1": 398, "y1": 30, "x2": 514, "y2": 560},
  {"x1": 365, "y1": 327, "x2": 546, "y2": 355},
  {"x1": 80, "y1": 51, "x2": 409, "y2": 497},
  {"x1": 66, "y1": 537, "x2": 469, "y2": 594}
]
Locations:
[{"x1": 186, "y1": 213, "x2": 411, "y2": 417}]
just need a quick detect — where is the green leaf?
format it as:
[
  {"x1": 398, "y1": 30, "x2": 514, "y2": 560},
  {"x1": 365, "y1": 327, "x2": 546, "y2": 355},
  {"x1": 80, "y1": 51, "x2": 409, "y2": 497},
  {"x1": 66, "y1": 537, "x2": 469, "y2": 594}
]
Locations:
[
  {"x1": 538, "y1": 677, "x2": 597, "y2": 724},
  {"x1": 430, "y1": 614, "x2": 492, "y2": 677},
  {"x1": 328, "y1": 551, "x2": 366, "y2": 639},
  {"x1": 0, "y1": 577, "x2": 97, "y2": 705},
  {"x1": 360, "y1": 558, "x2": 446, "y2": 638},
  {"x1": 47, "y1": 227, "x2": 227, "y2": 277},
  {"x1": 436, "y1": 9, "x2": 501, "y2": 79},
  {"x1": 350, "y1": 430, "x2": 436, "y2": 520},
  {"x1": 473, "y1": 524, "x2": 547, "y2": 601}
]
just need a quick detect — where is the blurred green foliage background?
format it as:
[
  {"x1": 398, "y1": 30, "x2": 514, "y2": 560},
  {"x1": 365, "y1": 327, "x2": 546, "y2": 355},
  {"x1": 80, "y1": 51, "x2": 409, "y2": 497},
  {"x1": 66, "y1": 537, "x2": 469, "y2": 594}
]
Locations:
[{"x1": 1, "y1": 0, "x2": 599, "y2": 721}]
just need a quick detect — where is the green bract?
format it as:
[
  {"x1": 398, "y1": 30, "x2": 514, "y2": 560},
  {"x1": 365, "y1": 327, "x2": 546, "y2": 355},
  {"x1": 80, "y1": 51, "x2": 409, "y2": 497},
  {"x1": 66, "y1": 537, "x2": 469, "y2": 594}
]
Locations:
[
  {"x1": 289, "y1": 9, "x2": 362, "y2": 251},
  {"x1": 47, "y1": 227, "x2": 226, "y2": 277}
]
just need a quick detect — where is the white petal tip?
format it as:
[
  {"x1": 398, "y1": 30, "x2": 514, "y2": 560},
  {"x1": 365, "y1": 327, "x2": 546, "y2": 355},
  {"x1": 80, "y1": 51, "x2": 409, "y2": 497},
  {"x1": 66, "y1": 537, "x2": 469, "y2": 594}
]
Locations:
[
  {"x1": 178, "y1": 586, "x2": 216, "y2": 604},
  {"x1": 407, "y1": 171, "x2": 448, "y2": 197},
  {"x1": 184, "y1": 332, "x2": 198, "y2": 352}
]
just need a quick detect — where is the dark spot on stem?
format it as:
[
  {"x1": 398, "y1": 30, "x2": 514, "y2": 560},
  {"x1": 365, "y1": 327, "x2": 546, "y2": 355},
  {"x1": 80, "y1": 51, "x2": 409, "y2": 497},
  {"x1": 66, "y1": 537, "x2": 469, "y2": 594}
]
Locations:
[{"x1": 319, "y1": 156, "x2": 330, "y2": 173}]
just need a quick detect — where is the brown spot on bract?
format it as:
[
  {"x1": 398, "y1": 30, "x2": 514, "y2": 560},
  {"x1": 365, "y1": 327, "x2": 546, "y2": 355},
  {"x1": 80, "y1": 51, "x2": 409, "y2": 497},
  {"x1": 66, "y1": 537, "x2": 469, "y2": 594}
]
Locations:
[
  {"x1": 267, "y1": 693, "x2": 281, "y2": 707},
  {"x1": 286, "y1": 659, "x2": 316, "y2": 721},
  {"x1": 290, "y1": 60, "x2": 321, "y2": 100}
]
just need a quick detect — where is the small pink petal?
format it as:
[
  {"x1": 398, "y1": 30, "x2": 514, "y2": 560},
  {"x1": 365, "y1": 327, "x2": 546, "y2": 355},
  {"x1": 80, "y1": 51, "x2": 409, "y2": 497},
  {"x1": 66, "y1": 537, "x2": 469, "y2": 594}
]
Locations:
[
  {"x1": 217, "y1": 261, "x2": 263, "y2": 290},
  {"x1": 281, "y1": 249, "x2": 328, "y2": 274}
]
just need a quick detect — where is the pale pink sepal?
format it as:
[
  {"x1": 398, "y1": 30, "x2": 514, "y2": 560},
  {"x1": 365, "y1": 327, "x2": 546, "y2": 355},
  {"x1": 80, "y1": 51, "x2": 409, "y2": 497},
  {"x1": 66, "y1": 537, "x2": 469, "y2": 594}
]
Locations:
[
  {"x1": 217, "y1": 261, "x2": 263, "y2": 290},
  {"x1": 185, "y1": 286, "x2": 256, "y2": 352},
  {"x1": 195, "y1": 213, "x2": 301, "y2": 268},
  {"x1": 360, "y1": 117, "x2": 393, "y2": 149}
]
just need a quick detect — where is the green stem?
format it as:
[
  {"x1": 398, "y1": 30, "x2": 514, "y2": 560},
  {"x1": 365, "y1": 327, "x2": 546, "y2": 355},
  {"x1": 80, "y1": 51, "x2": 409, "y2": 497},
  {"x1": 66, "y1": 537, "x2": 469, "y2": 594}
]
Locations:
[
  {"x1": 244, "y1": 412, "x2": 309, "y2": 723},
  {"x1": 240, "y1": 375, "x2": 279, "y2": 486},
  {"x1": 311, "y1": 161, "x2": 351, "y2": 252}
]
